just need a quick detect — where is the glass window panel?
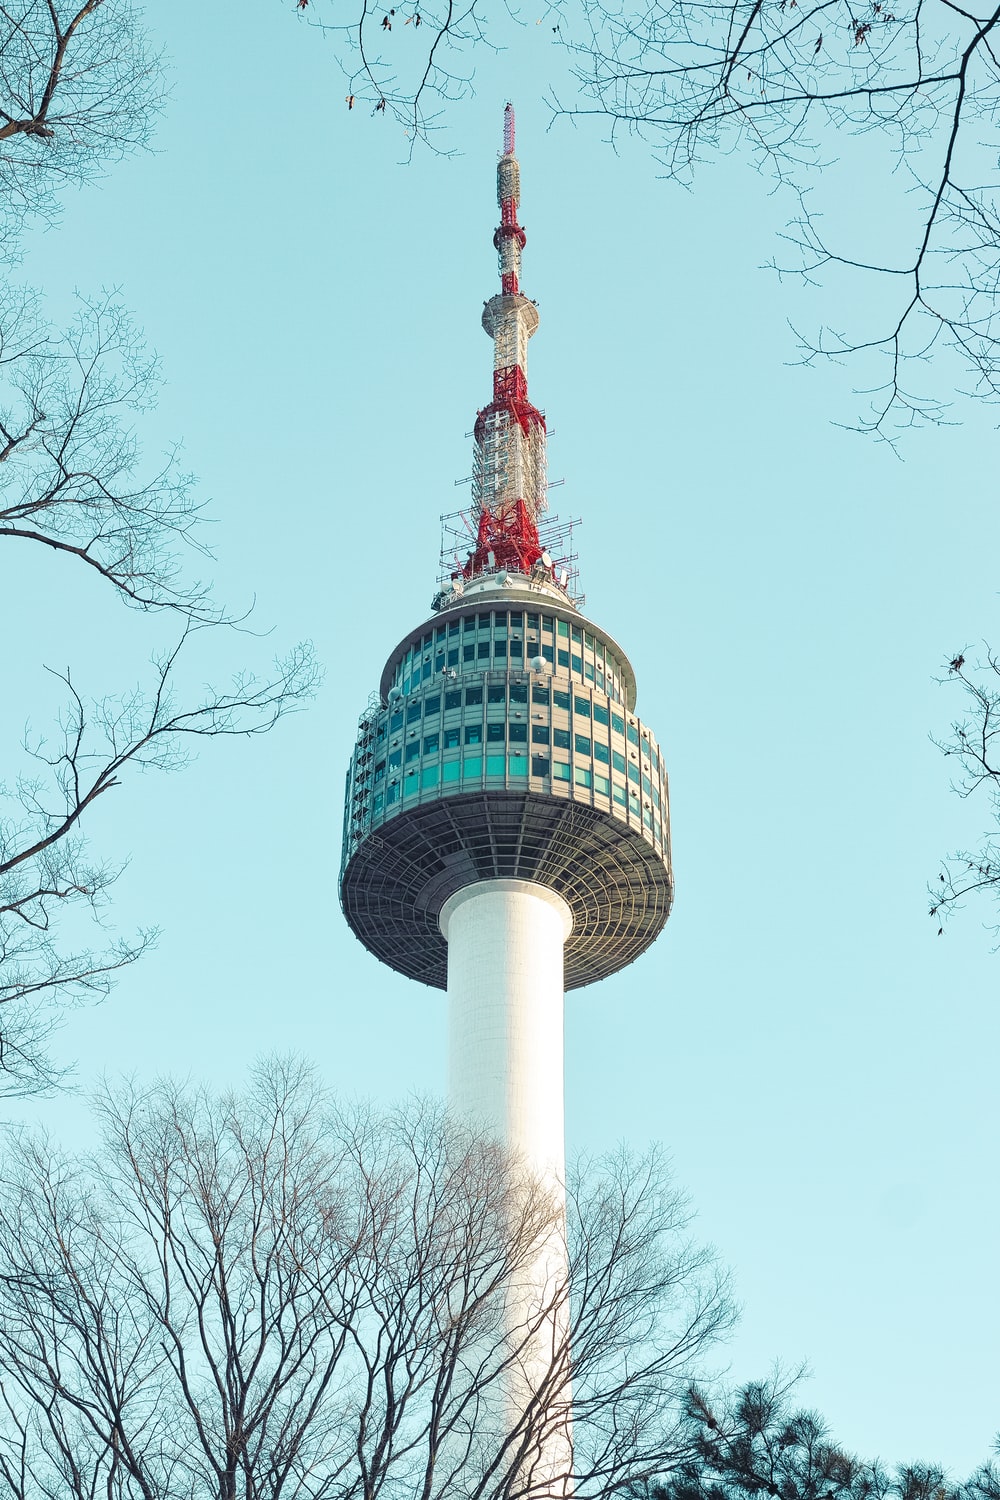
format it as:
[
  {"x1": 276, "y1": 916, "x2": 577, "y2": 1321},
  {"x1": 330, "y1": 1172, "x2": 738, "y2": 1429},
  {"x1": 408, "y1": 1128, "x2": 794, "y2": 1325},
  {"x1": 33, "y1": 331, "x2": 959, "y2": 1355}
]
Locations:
[
  {"x1": 612, "y1": 750, "x2": 626, "y2": 774},
  {"x1": 422, "y1": 633, "x2": 433, "y2": 649},
  {"x1": 584, "y1": 663, "x2": 595, "y2": 681},
  {"x1": 447, "y1": 648, "x2": 459, "y2": 667},
  {"x1": 486, "y1": 723, "x2": 505, "y2": 742},
  {"x1": 613, "y1": 784, "x2": 626, "y2": 806},
  {"x1": 571, "y1": 626, "x2": 582, "y2": 643},
  {"x1": 494, "y1": 610, "x2": 508, "y2": 626},
  {"x1": 532, "y1": 725, "x2": 551, "y2": 745},
  {"x1": 421, "y1": 764, "x2": 439, "y2": 789},
  {"x1": 445, "y1": 690, "x2": 462, "y2": 710},
  {"x1": 465, "y1": 686, "x2": 483, "y2": 705},
  {"x1": 553, "y1": 689, "x2": 570, "y2": 712},
  {"x1": 509, "y1": 639, "x2": 523, "y2": 657},
  {"x1": 574, "y1": 697, "x2": 591, "y2": 717},
  {"x1": 494, "y1": 640, "x2": 508, "y2": 658},
  {"x1": 465, "y1": 725, "x2": 482, "y2": 745},
  {"x1": 594, "y1": 741, "x2": 610, "y2": 764},
  {"x1": 531, "y1": 684, "x2": 549, "y2": 705},
  {"x1": 423, "y1": 695, "x2": 440, "y2": 715},
  {"x1": 571, "y1": 654, "x2": 582, "y2": 673},
  {"x1": 477, "y1": 612, "x2": 492, "y2": 629},
  {"x1": 527, "y1": 613, "x2": 540, "y2": 630},
  {"x1": 574, "y1": 766, "x2": 592, "y2": 787},
  {"x1": 542, "y1": 644, "x2": 554, "y2": 662},
  {"x1": 442, "y1": 759, "x2": 460, "y2": 782},
  {"x1": 405, "y1": 742, "x2": 420, "y2": 762},
  {"x1": 627, "y1": 722, "x2": 640, "y2": 745},
  {"x1": 374, "y1": 761, "x2": 386, "y2": 781},
  {"x1": 553, "y1": 728, "x2": 571, "y2": 749},
  {"x1": 642, "y1": 774, "x2": 652, "y2": 796},
  {"x1": 389, "y1": 711, "x2": 403, "y2": 732},
  {"x1": 611, "y1": 713, "x2": 625, "y2": 736},
  {"x1": 463, "y1": 754, "x2": 482, "y2": 777},
  {"x1": 508, "y1": 755, "x2": 528, "y2": 776},
  {"x1": 423, "y1": 733, "x2": 439, "y2": 755},
  {"x1": 463, "y1": 644, "x2": 475, "y2": 662},
  {"x1": 486, "y1": 754, "x2": 505, "y2": 776},
  {"x1": 542, "y1": 616, "x2": 554, "y2": 633},
  {"x1": 509, "y1": 612, "x2": 523, "y2": 627},
  {"x1": 373, "y1": 791, "x2": 384, "y2": 813},
  {"x1": 531, "y1": 754, "x2": 550, "y2": 776},
  {"x1": 553, "y1": 761, "x2": 571, "y2": 781},
  {"x1": 488, "y1": 684, "x2": 506, "y2": 703},
  {"x1": 510, "y1": 683, "x2": 527, "y2": 704},
  {"x1": 508, "y1": 722, "x2": 527, "y2": 742},
  {"x1": 388, "y1": 750, "x2": 402, "y2": 770},
  {"x1": 593, "y1": 703, "x2": 609, "y2": 727},
  {"x1": 387, "y1": 783, "x2": 400, "y2": 804},
  {"x1": 449, "y1": 621, "x2": 460, "y2": 636},
  {"x1": 444, "y1": 727, "x2": 461, "y2": 748},
  {"x1": 628, "y1": 762, "x2": 640, "y2": 784},
  {"x1": 477, "y1": 641, "x2": 491, "y2": 659},
  {"x1": 584, "y1": 632, "x2": 595, "y2": 649},
  {"x1": 422, "y1": 661, "x2": 432, "y2": 681},
  {"x1": 594, "y1": 773, "x2": 610, "y2": 795},
  {"x1": 575, "y1": 733, "x2": 592, "y2": 756},
  {"x1": 557, "y1": 620, "x2": 569, "y2": 637}
]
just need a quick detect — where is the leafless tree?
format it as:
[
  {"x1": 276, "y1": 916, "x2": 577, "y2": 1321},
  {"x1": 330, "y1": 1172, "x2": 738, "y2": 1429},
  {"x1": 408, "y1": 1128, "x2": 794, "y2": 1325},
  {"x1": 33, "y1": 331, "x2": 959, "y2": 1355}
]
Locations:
[
  {"x1": 0, "y1": 0, "x2": 163, "y2": 257},
  {"x1": 0, "y1": 1062, "x2": 733, "y2": 1499},
  {"x1": 929, "y1": 649, "x2": 1000, "y2": 937},
  {"x1": 0, "y1": 279, "x2": 318, "y2": 1097},
  {"x1": 546, "y1": 0, "x2": 1000, "y2": 435}
]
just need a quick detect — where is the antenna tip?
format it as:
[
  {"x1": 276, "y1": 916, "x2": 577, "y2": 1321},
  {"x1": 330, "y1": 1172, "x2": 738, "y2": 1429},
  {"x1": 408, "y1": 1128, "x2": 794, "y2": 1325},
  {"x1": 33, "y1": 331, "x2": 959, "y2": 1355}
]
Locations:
[{"x1": 503, "y1": 101, "x2": 515, "y2": 156}]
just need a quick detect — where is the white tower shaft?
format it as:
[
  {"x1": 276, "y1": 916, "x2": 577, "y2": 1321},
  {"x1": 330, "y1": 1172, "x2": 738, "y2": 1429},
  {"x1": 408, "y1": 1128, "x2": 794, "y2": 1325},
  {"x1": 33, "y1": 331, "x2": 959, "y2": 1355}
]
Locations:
[{"x1": 439, "y1": 879, "x2": 574, "y2": 1497}]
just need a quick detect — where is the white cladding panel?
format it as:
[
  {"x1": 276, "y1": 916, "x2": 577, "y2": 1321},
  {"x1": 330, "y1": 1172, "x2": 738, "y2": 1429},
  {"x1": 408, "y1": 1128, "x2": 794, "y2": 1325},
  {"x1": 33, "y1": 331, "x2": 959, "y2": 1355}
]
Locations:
[{"x1": 441, "y1": 879, "x2": 571, "y2": 1184}]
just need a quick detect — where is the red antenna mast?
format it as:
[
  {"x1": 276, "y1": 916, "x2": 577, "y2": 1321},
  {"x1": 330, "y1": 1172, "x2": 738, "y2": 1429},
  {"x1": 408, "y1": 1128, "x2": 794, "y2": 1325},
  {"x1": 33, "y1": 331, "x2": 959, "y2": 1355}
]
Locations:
[{"x1": 462, "y1": 105, "x2": 557, "y2": 586}]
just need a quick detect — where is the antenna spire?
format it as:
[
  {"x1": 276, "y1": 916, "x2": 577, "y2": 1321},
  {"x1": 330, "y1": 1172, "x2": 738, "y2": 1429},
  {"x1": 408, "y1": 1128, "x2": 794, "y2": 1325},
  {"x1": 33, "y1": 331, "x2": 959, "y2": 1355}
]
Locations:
[{"x1": 463, "y1": 105, "x2": 552, "y2": 584}]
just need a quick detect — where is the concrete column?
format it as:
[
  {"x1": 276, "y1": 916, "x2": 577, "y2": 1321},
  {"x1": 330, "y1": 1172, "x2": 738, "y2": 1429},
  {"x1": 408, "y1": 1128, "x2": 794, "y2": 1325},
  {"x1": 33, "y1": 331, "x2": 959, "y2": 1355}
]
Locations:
[{"x1": 439, "y1": 878, "x2": 574, "y2": 1499}]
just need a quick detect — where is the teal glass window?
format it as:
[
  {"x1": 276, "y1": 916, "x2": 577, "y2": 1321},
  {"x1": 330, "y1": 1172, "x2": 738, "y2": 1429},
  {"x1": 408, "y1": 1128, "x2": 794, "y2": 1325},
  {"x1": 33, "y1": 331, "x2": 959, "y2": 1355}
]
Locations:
[
  {"x1": 642, "y1": 774, "x2": 652, "y2": 797},
  {"x1": 532, "y1": 684, "x2": 549, "y2": 705},
  {"x1": 574, "y1": 697, "x2": 591, "y2": 717},
  {"x1": 574, "y1": 766, "x2": 592, "y2": 788},
  {"x1": 542, "y1": 616, "x2": 554, "y2": 633},
  {"x1": 442, "y1": 760, "x2": 460, "y2": 782},
  {"x1": 542, "y1": 644, "x2": 554, "y2": 662},
  {"x1": 594, "y1": 772, "x2": 610, "y2": 796},
  {"x1": 593, "y1": 703, "x2": 609, "y2": 727},
  {"x1": 509, "y1": 755, "x2": 528, "y2": 777},
  {"x1": 594, "y1": 741, "x2": 610, "y2": 764},
  {"x1": 508, "y1": 722, "x2": 527, "y2": 743},
  {"x1": 486, "y1": 723, "x2": 505, "y2": 742},
  {"x1": 405, "y1": 742, "x2": 420, "y2": 763},
  {"x1": 463, "y1": 644, "x2": 475, "y2": 662},
  {"x1": 509, "y1": 612, "x2": 523, "y2": 627},
  {"x1": 627, "y1": 723, "x2": 640, "y2": 746},
  {"x1": 447, "y1": 648, "x2": 459, "y2": 667},
  {"x1": 449, "y1": 621, "x2": 460, "y2": 636},
  {"x1": 557, "y1": 649, "x2": 570, "y2": 668},
  {"x1": 389, "y1": 711, "x2": 403, "y2": 732},
  {"x1": 423, "y1": 733, "x2": 439, "y2": 755},
  {"x1": 406, "y1": 702, "x2": 421, "y2": 724},
  {"x1": 388, "y1": 750, "x2": 402, "y2": 770},
  {"x1": 575, "y1": 733, "x2": 591, "y2": 756},
  {"x1": 613, "y1": 784, "x2": 626, "y2": 806},
  {"x1": 488, "y1": 684, "x2": 506, "y2": 704},
  {"x1": 553, "y1": 761, "x2": 571, "y2": 781},
  {"x1": 531, "y1": 754, "x2": 550, "y2": 776},
  {"x1": 444, "y1": 727, "x2": 460, "y2": 749},
  {"x1": 571, "y1": 654, "x2": 583, "y2": 674},
  {"x1": 387, "y1": 783, "x2": 400, "y2": 804},
  {"x1": 527, "y1": 613, "x2": 540, "y2": 630},
  {"x1": 643, "y1": 807, "x2": 653, "y2": 829},
  {"x1": 465, "y1": 725, "x2": 482, "y2": 745},
  {"x1": 465, "y1": 686, "x2": 483, "y2": 705},
  {"x1": 422, "y1": 661, "x2": 432, "y2": 681},
  {"x1": 509, "y1": 639, "x2": 523, "y2": 658},
  {"x1": 612, "y1": 750, "x2": 626, "y2": 774},
  {"x1": 553, "y1": 728, "x2": 571, "y2": 750},
  {"x1": 628, "y1": 762, "x2": 640, "y2": 784},
  {"x1": 557, "y1": 620, "x2": 569, "y2": 637},
  {"x1": 477, "y1": 641, "x2": 490, "y2": 659},
  {"x1": 611, "y1": 713, "x2": 625, "y2": 736},
  {"x1": 532, "y1": 725, "x2": 550, "y2": 745},
  {"x1": 553, "y1": 689, "x2": 570, "y2": 712},
  {"x1": 373, "y1": 790, "x2": 384, "y2": 813},
  {"x1": 494, "y1": 640, "x2": 508, "y2": 659},
  {"x1": 486, "y1": 754, "x2": 505, "y2": 776},
  {"x1": 421, "y1": 764, "x2": 439, "y2": 789},
  {"x1": 445, "y1": 690, "x2": 462, "y2": 710},
  {"x1": 584, "y1": 631, "x2": 595, "y2": 649},
  {"x1": 403, "y1": 773, "x2": 418, "y2": 796},
  {"x1": 509, "y1": 683, "x2": 527, "y2": 704},
  {"x1": 571, "y1": 626, "x2": 582, "y2": 643},
  {"x1": 463, "y1": 754, "x2": 482, "y2": 777},
  {"x1": 374, "y1": 761, "x2": 386, "y2": 781},
  {"x1": 424, "y1": 695, "x2": 440, "y2": 715}
]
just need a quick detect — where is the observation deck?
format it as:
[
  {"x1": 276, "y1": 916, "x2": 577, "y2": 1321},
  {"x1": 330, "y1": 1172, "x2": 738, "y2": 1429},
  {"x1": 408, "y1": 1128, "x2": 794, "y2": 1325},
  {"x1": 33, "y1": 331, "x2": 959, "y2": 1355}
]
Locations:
[{"x1": 339, "y1": 579, "x2": 673, "y2": 990}]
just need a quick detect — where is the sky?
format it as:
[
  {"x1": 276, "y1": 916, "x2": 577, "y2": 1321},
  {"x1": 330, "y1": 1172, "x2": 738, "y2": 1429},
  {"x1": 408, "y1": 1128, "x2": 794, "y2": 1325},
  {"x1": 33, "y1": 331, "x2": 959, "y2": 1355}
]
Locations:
[{"x1": 4, "y1": 0, "x2": 999, "y2": 1477}]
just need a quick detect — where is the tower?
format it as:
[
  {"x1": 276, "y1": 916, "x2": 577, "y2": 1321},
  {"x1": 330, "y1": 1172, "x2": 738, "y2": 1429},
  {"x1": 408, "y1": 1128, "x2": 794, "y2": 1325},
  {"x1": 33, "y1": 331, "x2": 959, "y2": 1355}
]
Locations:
[{"x1": 340, "y1": 103, "x2": 673, "y2": 1493}]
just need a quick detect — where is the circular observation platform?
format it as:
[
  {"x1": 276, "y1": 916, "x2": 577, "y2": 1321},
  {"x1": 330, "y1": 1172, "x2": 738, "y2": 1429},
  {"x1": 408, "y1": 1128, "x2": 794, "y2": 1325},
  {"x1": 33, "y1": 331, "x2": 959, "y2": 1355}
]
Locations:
[
  {"x1": 340, "y1": 788, "x2": 673, "y2": 991},
  {"x1": 340, "y1": 585, "x2": 673, "y2": 989}
]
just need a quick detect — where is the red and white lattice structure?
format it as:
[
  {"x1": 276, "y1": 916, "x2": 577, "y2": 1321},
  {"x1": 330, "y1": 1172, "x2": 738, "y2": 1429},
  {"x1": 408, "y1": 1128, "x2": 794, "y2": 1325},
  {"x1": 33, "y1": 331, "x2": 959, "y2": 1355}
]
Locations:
[{"x1": 466, "y1": 103, "x2": 551, "y2": 581}]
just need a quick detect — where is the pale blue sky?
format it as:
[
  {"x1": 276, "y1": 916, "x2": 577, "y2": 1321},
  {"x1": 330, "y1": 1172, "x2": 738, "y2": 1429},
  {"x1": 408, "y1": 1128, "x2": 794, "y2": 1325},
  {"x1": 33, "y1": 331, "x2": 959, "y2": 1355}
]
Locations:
[{"x1": 5, "y1": 0, "x2": 999, "y2": 1476}]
